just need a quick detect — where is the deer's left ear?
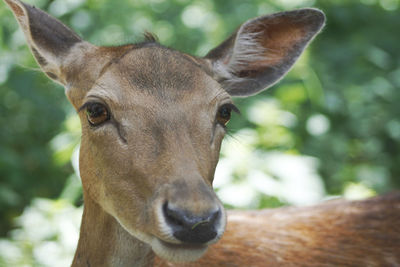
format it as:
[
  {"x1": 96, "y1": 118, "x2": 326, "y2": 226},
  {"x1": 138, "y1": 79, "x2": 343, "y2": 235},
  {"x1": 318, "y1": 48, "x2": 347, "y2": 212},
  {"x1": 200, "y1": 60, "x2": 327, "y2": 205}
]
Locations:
[
  {"x1": 4, "y1": 0, "x2": 92, "y2": 85},
  {"x1": 205, "y1": 8, "x2": 325, "y2": 97}
]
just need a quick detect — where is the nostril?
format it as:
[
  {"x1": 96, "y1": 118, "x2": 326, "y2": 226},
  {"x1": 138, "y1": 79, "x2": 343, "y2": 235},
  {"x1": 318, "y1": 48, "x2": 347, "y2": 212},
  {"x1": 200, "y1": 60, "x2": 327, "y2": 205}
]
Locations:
[
  {"x1": 163, "y1": 202, "x2": 185, "y2": 228},
  {"x1": 208, "y1": 209, "x2": 220, "y2": 225},
  {"x1": 162, "y1": 202, "x2": 221, "y2": 244}
]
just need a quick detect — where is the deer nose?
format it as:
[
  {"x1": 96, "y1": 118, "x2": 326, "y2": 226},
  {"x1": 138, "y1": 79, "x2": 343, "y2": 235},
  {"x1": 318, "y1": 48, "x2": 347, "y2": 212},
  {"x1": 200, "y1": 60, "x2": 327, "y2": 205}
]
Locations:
[{"x1": 162, "y1": 202, "x2": 221, "y2": 244}]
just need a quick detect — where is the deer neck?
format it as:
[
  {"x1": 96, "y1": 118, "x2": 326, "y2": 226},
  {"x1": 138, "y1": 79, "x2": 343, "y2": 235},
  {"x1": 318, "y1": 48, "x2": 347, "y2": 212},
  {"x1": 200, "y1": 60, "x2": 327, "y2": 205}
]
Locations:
[{"x1": 72, "y1": 194, "x2": 155, "y2": 267}]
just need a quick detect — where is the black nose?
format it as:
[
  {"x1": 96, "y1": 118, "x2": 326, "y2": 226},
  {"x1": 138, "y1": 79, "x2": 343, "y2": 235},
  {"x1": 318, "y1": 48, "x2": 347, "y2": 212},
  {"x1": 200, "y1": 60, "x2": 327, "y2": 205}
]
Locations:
[{"x1": 163, "y1": 202, "x2": 220, "y2": 244}]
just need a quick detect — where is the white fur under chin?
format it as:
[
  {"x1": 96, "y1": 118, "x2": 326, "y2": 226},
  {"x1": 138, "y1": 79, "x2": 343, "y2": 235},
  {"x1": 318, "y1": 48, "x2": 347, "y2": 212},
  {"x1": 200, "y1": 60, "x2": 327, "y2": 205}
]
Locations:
[
  {"x1": 116, "y1": 218, "x2": 209, "y2": 262},
  {"x1": 150, "y1": 238, "x2": 208, "y2": 262}
]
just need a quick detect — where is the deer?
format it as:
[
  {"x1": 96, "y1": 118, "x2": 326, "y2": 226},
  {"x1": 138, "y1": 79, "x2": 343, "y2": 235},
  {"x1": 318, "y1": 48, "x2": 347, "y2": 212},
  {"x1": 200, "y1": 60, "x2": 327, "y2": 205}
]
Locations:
[{"x1": 4, "y1": 0, "x2": 400, "y2": 266}]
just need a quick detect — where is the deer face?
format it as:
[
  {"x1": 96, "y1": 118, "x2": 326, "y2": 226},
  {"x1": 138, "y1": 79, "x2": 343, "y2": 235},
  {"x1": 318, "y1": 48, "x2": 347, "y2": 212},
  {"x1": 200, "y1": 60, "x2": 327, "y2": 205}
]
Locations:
[
  {"x1": 5, "y1": 0, "x2": 324, "y2": 262},
  {"x1": 77, "y1": 46, "x2": 230, "y2": 260}
]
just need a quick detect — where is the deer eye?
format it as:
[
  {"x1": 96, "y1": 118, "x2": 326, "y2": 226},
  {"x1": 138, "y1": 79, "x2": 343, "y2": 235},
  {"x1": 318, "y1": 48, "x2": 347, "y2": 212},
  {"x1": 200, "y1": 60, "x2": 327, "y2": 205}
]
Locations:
[
  {"x1": 85, "y1": 102, "x2": 110, "y2": 126},
  {"x1": 217, "y1": 104, "x2": 239, "y2": 127}
]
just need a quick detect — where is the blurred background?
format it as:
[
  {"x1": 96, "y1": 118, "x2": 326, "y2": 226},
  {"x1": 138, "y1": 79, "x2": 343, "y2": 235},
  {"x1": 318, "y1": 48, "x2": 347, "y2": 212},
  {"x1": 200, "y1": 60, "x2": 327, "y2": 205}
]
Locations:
[{"x1": 0, "y1": 0, "x2": 399, "y2": 265}]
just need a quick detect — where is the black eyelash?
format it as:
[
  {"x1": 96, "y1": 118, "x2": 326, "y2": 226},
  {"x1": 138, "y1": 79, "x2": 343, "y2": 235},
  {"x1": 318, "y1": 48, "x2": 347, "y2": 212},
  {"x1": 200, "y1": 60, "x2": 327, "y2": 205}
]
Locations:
[
  {"x1": 79, "y1": 100, "x2": 111, "y2": 112},
  {"x1": 224, "y1": 103, "x2": 241, "y2": 115},
  {"x1": 78, "y1": 101, "x2": 95, "y2": 112}
]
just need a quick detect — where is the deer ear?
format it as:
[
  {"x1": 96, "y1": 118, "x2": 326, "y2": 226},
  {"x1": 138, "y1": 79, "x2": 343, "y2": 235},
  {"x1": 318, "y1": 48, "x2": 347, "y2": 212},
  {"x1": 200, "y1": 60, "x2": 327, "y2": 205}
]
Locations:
[
  {"x1": 4, "y1": 0, "x2": 88, "y2": 84},
  {"x1": 205, "y1": 8, "x2": 325, "y2": 97}
]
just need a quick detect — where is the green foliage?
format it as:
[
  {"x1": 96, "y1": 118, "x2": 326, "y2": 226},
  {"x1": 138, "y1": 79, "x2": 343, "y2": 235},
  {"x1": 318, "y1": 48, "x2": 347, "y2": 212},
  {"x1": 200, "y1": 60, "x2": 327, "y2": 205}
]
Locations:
[
  {"x1": 304, "y1": 0, "x2": 400, "y2": 194},
  {"x1": 0, "y1": 1, "x2": 399, "y2": 265},
  {"x1": 0, "y1": 199, "x2": 81, "y2": 267},
  {"x1": 0, "y1": 53, "x2": 71, "y2": 236}
]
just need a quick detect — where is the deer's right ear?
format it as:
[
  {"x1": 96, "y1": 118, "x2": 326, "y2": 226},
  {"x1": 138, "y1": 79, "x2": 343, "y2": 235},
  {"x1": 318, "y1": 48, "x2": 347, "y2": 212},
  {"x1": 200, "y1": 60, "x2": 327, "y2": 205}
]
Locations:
[{"x1": 4, "y1": 0, "x2": 91, "y2": 85}]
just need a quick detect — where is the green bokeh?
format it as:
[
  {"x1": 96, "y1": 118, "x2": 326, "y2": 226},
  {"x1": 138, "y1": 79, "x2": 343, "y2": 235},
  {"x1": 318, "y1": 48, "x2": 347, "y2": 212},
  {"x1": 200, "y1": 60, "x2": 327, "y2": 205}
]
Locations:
[{"x1": 0, "y1": 0, "x2": 399, "y2": 249}]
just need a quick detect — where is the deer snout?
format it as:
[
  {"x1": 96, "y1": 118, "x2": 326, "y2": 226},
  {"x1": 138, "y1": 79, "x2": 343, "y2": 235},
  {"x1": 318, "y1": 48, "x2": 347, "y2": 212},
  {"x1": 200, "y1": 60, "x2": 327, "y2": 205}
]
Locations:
[{"x1": 162, "y1": 202, "x2": 221, "y2": 244}]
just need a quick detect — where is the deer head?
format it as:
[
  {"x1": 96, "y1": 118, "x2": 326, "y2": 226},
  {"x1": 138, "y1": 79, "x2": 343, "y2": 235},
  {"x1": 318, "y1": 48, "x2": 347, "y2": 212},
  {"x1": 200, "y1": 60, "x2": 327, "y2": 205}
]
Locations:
[{"x1": 4, "y1": 0, "x2": 325, "y2": 263}]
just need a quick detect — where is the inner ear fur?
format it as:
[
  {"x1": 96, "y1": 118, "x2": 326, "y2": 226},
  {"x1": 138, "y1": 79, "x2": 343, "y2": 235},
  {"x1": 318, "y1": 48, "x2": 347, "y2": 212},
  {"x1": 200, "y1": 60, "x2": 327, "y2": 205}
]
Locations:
[
  {"x1": 4, "y1": 0, "x2": 87, "y2": 84},
  {"x1": 205, "y1": 8, "x2": 326, "y2": 97}
]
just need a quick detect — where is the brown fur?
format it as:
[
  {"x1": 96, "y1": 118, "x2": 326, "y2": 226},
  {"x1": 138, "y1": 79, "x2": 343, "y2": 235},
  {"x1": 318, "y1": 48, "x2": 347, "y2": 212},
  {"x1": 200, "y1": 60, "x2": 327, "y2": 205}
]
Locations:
[{"x1": 155, "y1": 193, "x2": 400, "y2": 266}]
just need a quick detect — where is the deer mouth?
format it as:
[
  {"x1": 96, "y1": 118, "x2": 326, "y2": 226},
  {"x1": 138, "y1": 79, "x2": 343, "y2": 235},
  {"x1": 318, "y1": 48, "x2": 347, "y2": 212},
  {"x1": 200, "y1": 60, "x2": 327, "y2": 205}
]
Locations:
[
  {"x1": 150, "y1": 237, "x2": 209, "y2": 262},
  {"x1": 115, "y1": 215, "x2": 211, "y2": 262},
  {"x1": 159, "y1": 239, "x2": 208, "y2": 250}
]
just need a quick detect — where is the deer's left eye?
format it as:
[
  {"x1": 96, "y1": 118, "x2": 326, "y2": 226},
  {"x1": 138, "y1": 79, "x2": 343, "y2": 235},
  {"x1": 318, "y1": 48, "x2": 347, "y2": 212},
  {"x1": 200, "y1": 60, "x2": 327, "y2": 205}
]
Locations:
[
  {"x1": 85, "y1": 102, "x2": 110, "y2": 126},
  {"x1": 217, "y1": 104, "x2": 239, "y2": 127}
]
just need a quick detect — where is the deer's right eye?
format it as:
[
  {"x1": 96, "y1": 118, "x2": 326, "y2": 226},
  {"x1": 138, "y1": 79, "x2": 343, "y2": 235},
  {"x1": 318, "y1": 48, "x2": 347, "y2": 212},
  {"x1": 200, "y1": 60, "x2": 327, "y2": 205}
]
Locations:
[{"x1": 85, "y1": 102, "x2": 110, "y2": 126}]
